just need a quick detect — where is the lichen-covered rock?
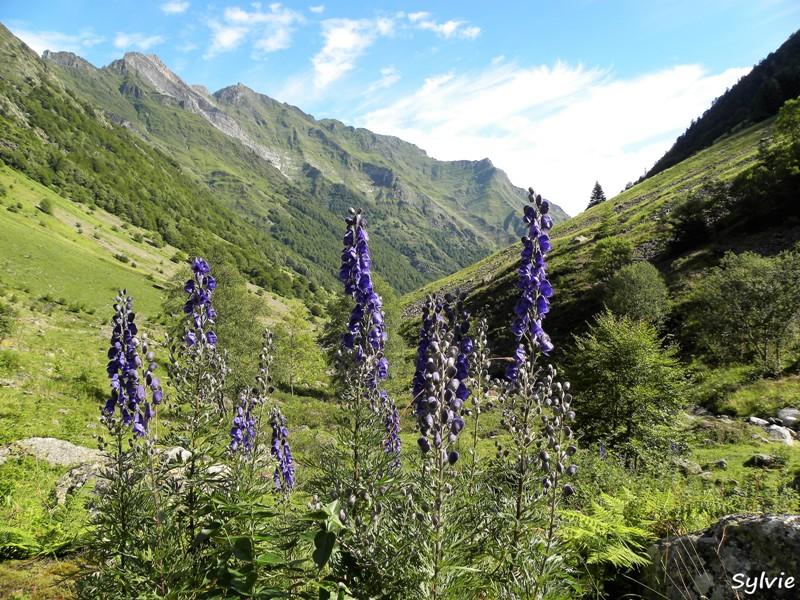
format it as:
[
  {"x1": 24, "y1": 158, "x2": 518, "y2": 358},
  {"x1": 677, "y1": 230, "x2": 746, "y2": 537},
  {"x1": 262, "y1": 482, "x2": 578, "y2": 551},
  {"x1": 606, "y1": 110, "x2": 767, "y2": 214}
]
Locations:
[
  {"x1": 644, "y1": 514, "x2": 800, "y2": 599},
  {"x1": 53, "y1": 462, "x2": 105, "y2": 505},
  {"x1": 5, "y1": 437, "x2": 102, "y2": 466},
  {"x1": 674, "y1": 457, "x2": 703, "y2": 475}
]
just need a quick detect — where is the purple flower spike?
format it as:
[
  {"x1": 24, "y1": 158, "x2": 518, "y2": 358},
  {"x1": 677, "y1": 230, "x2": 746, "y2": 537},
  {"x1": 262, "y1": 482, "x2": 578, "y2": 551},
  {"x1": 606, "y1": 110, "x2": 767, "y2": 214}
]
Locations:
[
  {"x1": 103, "y1": 291, "x2": 162, "y2": 436},
  {"x1": 183, "y1": 257, "x2": 217, "y2": 351},
  {"x1": 340, "y1": 208, "x2": 401, "y2": 463},
  {"x1": 507, "y1": 189, "x2": 556, "y2": 381},
  {"x1": 413, "y1": 293, "x2": 473, "y2": 458},
  {"x1": 269, "y1": 407, "x2": 295, "y2": 492}
]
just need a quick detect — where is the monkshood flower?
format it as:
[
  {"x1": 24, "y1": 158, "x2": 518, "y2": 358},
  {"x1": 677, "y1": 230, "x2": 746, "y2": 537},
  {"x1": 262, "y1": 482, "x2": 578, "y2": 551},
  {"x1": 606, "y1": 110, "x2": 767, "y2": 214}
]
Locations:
[
  {"x1": 339, "y1": 208, "x2": 387, "y2": 379},
  {"x1": 229, "y1": 391, "x2": 257, "y2": 453},
  {"x1": 507, "y1": 188, "x2": 555, "y2": 382},
  {"x1": 104, "y1": 290, "x2": 163, "y2": 436},
  {"x1": 183, "y1": 257, "x2": 217, "y2": 348},
  {"x1": 413, "y1": 293, "x2": 473, "y2": 464},
  {"x1": 270, "y1": 407, "x2": 295, "y2": 492},
  {"x1": 382, "y1": 390, "x2": 401, "y2": 462},
  {"x1": 339, "y1": 208, "x2": 400, "y2": 461}
]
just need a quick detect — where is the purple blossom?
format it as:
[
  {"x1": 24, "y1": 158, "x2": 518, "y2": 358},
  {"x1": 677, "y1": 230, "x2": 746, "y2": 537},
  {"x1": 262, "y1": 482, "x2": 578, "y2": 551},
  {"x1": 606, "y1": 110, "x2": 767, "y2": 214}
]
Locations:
[
  {"x1": 413, "y1": 293, "x2": 473, "y2": 455},
  {"x1": 103, "y1": 290, "x2": 162, "y2": 436},
  {"x1": 229, "y1": 392, "x2": 257, "y2": 453},
  {"x1": 270, "y1": 408, "x2": 295, "y2": 492},
  {"x1": 183, "y1": 257, "x2": 217, "y2": 350},
  {"x1": 507, "y1": 189, "x2": 556, "y2": 381},
  {"x1": 339, "y1": 208, "x2": 401, "y2": 462},
  {"x1": 339, "y1": 209, "x2": 387, "y2": 379}
]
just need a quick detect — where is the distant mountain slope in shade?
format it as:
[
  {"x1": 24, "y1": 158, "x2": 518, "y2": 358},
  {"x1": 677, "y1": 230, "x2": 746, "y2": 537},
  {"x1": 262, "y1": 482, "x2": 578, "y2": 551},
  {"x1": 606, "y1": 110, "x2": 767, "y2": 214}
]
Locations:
[
  {"x1": 646, "y1": 28, "x2": 800, "y2": 179},
  {"x1": 14, "y1": 31, "x2": 569, "y2": 295}
]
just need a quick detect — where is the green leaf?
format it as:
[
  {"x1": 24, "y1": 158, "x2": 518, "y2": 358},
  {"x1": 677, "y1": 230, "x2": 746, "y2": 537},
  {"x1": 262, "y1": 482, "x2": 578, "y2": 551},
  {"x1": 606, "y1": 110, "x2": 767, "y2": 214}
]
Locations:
[
  {"x1": 232, "y1": 536, "x2": 255, "y2": 562},
  {"x1": 312, "y1": 530, "x2": 337, "y2": 569}
]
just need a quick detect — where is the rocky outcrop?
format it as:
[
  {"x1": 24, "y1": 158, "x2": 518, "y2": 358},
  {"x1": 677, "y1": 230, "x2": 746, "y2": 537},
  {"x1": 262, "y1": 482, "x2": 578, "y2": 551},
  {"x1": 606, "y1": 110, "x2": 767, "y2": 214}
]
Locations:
[
  {"x1": 42, "y1": 50, "x2": 95, "y2": 70},
  {"x1": 105, "y1": 55, "x2": 284, "y2": 171},
  {"x1": 644, "y1": 515, "x2": 800, "y2": 599}
]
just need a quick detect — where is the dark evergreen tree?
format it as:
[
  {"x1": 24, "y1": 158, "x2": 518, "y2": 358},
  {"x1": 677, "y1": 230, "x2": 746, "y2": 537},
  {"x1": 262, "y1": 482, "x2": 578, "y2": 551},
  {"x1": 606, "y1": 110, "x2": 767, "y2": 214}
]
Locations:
[{"x1": 588, "y1": 181, "x2": 607, "y2": 208}]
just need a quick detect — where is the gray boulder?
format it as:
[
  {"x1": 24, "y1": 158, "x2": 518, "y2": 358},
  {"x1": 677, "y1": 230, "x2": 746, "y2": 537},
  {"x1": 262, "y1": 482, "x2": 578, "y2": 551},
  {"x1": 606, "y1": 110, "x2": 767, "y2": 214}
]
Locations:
[
  {"x1": 747, "y1": 416, "x2": 769, "y2": 427},
  {"x1": 767, "y1": 425, "x2": 794, "y2": 446},
  {"x1": 777, "y1": 408, "x2": 799, "y2": 428},
  {"x1": 674, "y1": 457, "x2": 703, "y2": 475},
  {"x1": 644, "y1": 514, "x2": 800, "y2": 599},
  {"x1": 53, "y1": 462, "x2": 106, "y2": 505},
  {"x1": 3, "y1": 437, "x2": 102, "y2": 466}
]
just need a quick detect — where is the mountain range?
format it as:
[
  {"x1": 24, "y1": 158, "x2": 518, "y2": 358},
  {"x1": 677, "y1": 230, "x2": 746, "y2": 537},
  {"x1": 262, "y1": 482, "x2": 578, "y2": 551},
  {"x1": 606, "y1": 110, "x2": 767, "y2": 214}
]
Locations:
[{"x1": 0, "y1": 22, "x2": 568, "y2": 299}]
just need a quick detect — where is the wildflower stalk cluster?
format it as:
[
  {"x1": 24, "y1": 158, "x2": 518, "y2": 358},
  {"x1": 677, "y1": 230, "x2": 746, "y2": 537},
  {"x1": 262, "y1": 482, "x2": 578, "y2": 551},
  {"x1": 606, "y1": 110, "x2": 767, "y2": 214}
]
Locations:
[{"x1": 82, "y1": 189, "x2": 581, "y2": 599}]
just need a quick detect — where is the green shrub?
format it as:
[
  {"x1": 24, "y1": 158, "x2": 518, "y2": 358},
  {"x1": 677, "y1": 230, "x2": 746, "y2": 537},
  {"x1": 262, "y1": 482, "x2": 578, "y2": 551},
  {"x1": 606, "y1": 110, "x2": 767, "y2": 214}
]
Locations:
[
  {"x1": 0, "y1": 300, "x2": 16, "y2": 341},
  {"x1": 114, "y1": 253, "x2": 130, "y2": 264},
  {"x1": 589, "y1": 237, "x2": 634, "y2": 281},
  {"x1": 605, "y1": 261, "x2": 669, "y2": 326},
  {"x1": 569, "y1": 311, "x2": 687, "y2": 468},
  {"x1": 687, "y1": 250, "x2": 800, "y2": 371},
  {"x1": 37, "y1": 197, "x2": 53, "y2": 215}
]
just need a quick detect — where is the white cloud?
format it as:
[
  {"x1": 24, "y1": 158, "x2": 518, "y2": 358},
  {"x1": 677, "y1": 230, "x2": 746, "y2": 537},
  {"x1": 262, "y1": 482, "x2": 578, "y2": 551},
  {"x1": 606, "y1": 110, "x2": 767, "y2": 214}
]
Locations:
[
  {"x1": 12, "y1": 28, "x2": 104, "y2": 56},
  {"x1": 161, "y1": 1, "x2": 190, "y2": 14},
  {"x1": 114, "y1": 32, "x2": 166, "y2": 50},
  {"x1": 309, "y1": 5, "x2": 325, "y2": 14},
  {"x1": 205, "y1": 3, "x2": 303, "y2": 58},
  {"x1": 360, "y1": 61, "x2": 749, "y2": 215},
  {"x1": 409, "y1": 13, "x2": 480, "y2": 39},
  {"x1": 365, "y1": 66, "x2": 400, "y2": 93},
  {"x1": 312, "y1": 17, "x2": 394, "y2": 89}
]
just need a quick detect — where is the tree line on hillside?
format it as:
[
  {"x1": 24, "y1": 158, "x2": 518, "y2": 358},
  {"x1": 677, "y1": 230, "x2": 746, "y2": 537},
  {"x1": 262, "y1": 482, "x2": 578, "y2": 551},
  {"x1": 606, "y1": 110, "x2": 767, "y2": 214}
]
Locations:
[{"x1": 646, "y1": 29, "x2": 800, "y2": 178}]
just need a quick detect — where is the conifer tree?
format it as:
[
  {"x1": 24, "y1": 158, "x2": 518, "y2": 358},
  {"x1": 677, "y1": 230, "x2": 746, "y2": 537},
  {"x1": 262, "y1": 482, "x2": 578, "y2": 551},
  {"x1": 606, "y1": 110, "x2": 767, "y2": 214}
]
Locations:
[{"x1": 588, "y1": 181, "x2": 607, "y2": 208}]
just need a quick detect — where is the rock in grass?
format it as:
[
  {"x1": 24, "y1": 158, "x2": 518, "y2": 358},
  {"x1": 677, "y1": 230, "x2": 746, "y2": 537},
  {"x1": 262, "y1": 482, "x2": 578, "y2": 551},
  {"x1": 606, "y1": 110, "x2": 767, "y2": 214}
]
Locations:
[
  {"x1": 673, "y1": 457, "x2": 703, "y2": 475},
  {"x1": 53, "y1": 462, "x2": 104, "y2": 506},
  {"x1": 745, "y1": 453, "x2": 777, "y2": 468},
  {"x1": 767, "y1": 425, "x2": 795, "y2": 446},
  {"x1": 748, "y1": 416, "x2": 769, "y2": 427},
  {"x1": 10, "y1": 437, "x2": 102, "y2": 466},
  {"x1": 777, "y1": 408, "x2": 799, "y2": 428},
  {"x1": 644, "y1": 515, "x2": 800, "y2": 600}
]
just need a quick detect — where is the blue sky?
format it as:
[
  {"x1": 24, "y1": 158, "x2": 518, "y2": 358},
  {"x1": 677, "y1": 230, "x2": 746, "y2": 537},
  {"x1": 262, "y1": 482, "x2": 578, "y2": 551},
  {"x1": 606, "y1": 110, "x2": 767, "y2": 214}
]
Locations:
[{"x1": 3, "y1": 1, "x2": 798, "y2": 214}]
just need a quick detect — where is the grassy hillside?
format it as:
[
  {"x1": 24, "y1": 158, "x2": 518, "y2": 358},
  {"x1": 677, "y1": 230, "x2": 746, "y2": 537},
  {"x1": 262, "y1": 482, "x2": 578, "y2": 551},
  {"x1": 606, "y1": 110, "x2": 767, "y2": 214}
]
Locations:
[
  {"x1": 38, "y1": 44, "x2": 568, "y2": 292},
  {"x1": 0, "y1": 24, "x2": 328, "y2": 302},
  {"x1": 402, "y1": 116, "x2": 772, "y2": 350}
]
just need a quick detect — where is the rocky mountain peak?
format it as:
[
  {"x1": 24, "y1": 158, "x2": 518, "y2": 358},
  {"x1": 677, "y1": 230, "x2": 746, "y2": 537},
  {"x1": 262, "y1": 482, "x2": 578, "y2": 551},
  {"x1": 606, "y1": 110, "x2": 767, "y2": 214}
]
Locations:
[{"x1": 42, "y1": 50, "x2": 95, "y2": 70}]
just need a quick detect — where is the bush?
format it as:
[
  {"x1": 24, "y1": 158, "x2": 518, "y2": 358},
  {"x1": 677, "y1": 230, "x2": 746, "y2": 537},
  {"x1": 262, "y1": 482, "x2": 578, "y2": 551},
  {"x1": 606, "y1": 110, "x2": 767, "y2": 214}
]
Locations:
[
  {"x1": 687, "y1": 250, "x2": 800, "y2": 371},
  {"x1": 0, "y1": 300, "x2": 16, "y2": 341},
  {"x1": 569, "y1": 311, "x2": 687, "y2": 469},
  {"x1": 589, "y1": 237, "x2": 634, "y2": 281},
  {"x1": 37, "y1": 197, "x2": 53, "y2": 215},
  {"x1": 605, "y1": 261, "x2": 669, "y2": 326},
  {"x1": 113, "y1": 253, "x2": 130, "y2": 263}
]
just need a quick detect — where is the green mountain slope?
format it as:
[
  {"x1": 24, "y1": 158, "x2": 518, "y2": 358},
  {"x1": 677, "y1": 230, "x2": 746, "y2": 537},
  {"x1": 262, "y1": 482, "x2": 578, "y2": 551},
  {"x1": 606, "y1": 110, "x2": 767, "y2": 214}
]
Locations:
[
  {"x1": 646, "y1": 28, "x2": 800, "y2": 179},
  {"x1": 0, "y1": 23, "x2": 326, "y2": 300},
  {"x1": 402, "y1": 116, "x2": 774, "y2": 351},
  {"x1": 33, "y1": 40, "x2": 567, "y2": 293}
]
